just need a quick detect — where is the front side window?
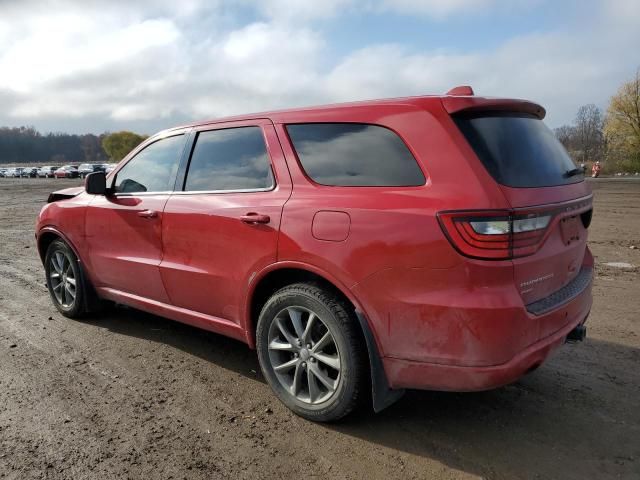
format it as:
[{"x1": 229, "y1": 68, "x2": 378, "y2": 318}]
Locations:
[
  {"x1": 184, "y1": 127, "x2": 274, "y2": 192},
  {"x1": 114, "y1": 134, "x2": 185, "y2": 193},
  {"x1": 286, "y1": 123, "x2": 426, "y2": 187}
]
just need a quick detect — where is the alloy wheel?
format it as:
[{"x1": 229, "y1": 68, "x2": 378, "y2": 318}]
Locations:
[
  {"x1": 49, "y1": 250, "x2": 77, "y2": 308},
  {"x1": 267, "y1": 306, "x2": 342, "y2": 405}
]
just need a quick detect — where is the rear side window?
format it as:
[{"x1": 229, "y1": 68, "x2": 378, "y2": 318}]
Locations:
[
  {"x1": 184, "y1": 127, "x2": 274, "y2": 192},
  {"x1": 286, "y1": 123, "x2": 425, "y2": 186},
  {"x1": 454, "y1": 113, "x2": 581, "y2": 188}
]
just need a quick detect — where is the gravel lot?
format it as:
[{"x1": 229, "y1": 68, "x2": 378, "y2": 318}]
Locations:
[{"x1": 0, "y1": 177, "x2": 638, "y2": 479}]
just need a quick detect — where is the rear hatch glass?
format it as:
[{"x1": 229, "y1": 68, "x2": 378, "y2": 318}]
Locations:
[{"x1": 454, "y1": 113, "x2": 583, "y2": 188}]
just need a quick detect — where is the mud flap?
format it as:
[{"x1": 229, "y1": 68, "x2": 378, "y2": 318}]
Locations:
[
  {"x1": 355, "y1": 311, "x2": 405, "y2": 412},
  {"x1": 77, "y1": 259, "x2": 103, "y2": 313}
]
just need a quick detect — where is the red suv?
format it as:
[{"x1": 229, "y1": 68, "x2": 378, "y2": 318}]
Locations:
[{"x1": 36, "y1": 87, "x2": 593, "y2": 421}]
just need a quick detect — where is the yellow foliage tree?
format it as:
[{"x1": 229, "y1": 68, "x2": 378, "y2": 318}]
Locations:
[
  {"x1": 102, "y1": 131, "x2": 147, "y2": 162},
  {"x1": 604, "y1": 70, "x2": 640, "y2": 171}
]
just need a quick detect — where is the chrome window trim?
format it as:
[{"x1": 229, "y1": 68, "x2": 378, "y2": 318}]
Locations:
[
  {"x1": 111, "y1": 186, "x2": 275, "y2": 197},
  {"x1": 111, "y1": 191, "x2": 173, "y2": 197},
  {"x1": 173, "y1": 185, "x2": 275, "y2": 195}
]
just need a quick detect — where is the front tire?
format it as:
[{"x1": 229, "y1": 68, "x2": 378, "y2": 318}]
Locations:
[
  {"x1": 256, "y1": 283, "x2": 367, "y2": 422},
  {"x1": 45, "y1": 240, "x2": 89, "y2": 318}
]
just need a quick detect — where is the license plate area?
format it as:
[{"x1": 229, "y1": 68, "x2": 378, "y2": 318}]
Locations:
[{"x1": 560, "y1": 215, "x2": 581, "y2": 246}]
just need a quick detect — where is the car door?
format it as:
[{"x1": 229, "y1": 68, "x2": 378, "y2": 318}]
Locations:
[
  {"x1": 160, "y1": 120, "x2": 292, "y2": 325},
  {"x1": 85, "y1": 132, "x2": 188, "y2": 303}
]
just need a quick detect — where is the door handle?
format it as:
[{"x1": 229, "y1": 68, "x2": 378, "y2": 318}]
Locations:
[
  {"x1": 240, "y1": 213, "x2": 270, "y2": 224},
  {"x1": 137, "y1": 209, "x2": 158, "y2": 219}
]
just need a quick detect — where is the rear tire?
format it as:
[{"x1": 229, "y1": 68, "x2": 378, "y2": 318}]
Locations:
[{"x1": 256, "y1": 283, "x2": 367, "y2": 422}]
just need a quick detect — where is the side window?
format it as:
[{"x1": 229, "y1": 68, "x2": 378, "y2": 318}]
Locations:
[
  {"x1": 114, "y1": 134, "x2": 185, "y2": 193},
  {"x1": 286, "y1": 123, "x2": 426, "y2": 186},
  {"x1": 184, "y1": 127, "x2": 274, "y2": 192}
]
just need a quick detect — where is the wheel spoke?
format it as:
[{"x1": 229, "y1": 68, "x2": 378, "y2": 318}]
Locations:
[
  {"x1": 301, "y1": 312, "x2": 316, "y2": 343},
  {"x1": 268, "y1": 339, "x2": 296, "y2": 352},
  {"x1": 287, "y1": 308, "x2": 304, "y2": 338},
  {"x1": 291, "y1": 363, "x2": 304, "y2": 396},
  {"x1": 309, "y1": 363, "x2": 336, "y2": 391},
  {"x1": 307, "y1": 366, "x2": 321, "y2": 403},
  {"x1": 274, "y1": 357, "x2": 298, "y2": 373},
  {"x1": 313, "y1": 352, "x2": 340, "y2": 370},
  {"x1": 56, "y1": 252, "x2": 65, "y2": 272},
  {"x1": 63, "y1": 282, "x2": 69, "y2": 305},
  {"x1": 50, "y1": 272, "x2": 61, "y2": 279},
  {"x1": 51, "y1": 254, "x2": 63, "y2": 274},
  {"x1": 311, "y1": 331, "x2": 333, "y2": 353},
  {"x1": 66, "y1": 276, "x2": 76, "y2": 286},
  {"x1": 53, "y1": 282, "x2": 63, "y2": 291},
  {"x1": 275, "y1": 317, "x2": 298, "y2": 346}
]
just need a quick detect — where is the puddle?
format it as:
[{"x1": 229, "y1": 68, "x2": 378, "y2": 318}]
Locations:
[{"x1": 603, "y1": 262, "x2": 635, "y2": 269}]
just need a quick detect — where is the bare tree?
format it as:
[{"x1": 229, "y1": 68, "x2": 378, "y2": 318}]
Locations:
[
  {"x1": 554, "y1": 125, "x2": 577, "y2": 151},
  {"x1": 574, "y1": 104, "x2": 604, "y2": 162}
]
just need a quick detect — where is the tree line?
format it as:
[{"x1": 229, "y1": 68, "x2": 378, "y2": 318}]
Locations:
[
  {"x1": 1, "y1": 70, "x2": 638, "y2": 171},
  {"x1": 555, "y1": 69, "x2": 640, "y2": 173},
  {"x1": 0, "y1": 128, "x2": 146, "y2": 165}
]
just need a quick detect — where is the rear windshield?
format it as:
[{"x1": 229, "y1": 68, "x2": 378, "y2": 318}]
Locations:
[{"x1": 454, "y1": 113, "x2": 582, "y2": 188}]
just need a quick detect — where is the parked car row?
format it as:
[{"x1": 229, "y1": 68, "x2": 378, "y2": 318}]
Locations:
[
  {"x1": 1, "y1": 167, "x2": 36, "y2": 177},
  {"x1": 0, "y1": 163, "x2": 117, "y2": 179}
]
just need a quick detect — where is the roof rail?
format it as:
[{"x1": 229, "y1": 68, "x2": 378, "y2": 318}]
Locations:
[{"x1": 445, "y1": 85, "x2": 474, "y2": 96}]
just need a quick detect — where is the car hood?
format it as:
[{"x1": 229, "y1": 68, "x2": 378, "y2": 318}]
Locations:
[{"x1": 47, "y1": 186, "x2": 84, "y2": 203}]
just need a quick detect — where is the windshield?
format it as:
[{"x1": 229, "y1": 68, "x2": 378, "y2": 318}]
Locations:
[{"x1": 454, "y1": 113, "x2": 582, "y2": 188}]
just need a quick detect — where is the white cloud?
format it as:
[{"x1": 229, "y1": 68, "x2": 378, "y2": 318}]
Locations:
[
  {"x1": 0, "y1": 12, "x2": 180, "y2": 93},
  {"x1": 380, "y1": 0, "x2": 498, "y2": 18},
  {"x1": 0, "y1": 0, "x2": 637, "y2": 133},
  {"x1": 249, "y1": 0, "x2": 353, "y2": 22},
  {"x1": 321, "y1": 25, "x2": 634, "y2": 127}
]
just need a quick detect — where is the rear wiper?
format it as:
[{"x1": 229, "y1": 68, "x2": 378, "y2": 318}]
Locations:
[{"x1": 564, "y1": 167, "x2": 584, "y2": 178}]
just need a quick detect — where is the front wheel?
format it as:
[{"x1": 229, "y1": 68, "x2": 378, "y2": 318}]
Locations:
[
  {"x1": 45, "y1": 239, "x2": 89, "y2": 318},
  {"x1": 256, "y1": 283, "x2": 368, "y2": 422}
]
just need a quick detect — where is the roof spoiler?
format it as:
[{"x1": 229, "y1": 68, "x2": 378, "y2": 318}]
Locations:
[
  {"x1": 445, "y1": 85, "x2": 474, "y2": 96},
  {"x1": 442, "y1": 96, "x2": 546, "y2": 119}
]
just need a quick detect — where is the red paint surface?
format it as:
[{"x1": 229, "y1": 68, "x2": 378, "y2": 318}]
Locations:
[
  {"x1": 312, "y1": 211, "x2": 351, "y2": 242},
  {"x1": 36, "y1": 94, "x2": 593, "y2": 392}
]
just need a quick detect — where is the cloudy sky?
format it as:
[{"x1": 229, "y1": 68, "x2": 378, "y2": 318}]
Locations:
[{"x1": 0, "y1": 0, "x2": 638, "y2": 134}]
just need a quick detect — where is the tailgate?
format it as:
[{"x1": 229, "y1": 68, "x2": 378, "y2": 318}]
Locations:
[
  {"x1": 509, "y1": 193, "x2": 593, "y2": 305},
  {"x1": 451, "y1": 106, "x2": 594, "y2": 307}
]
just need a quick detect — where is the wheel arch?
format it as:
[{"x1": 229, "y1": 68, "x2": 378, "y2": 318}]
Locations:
[
  {"x1": 37, "y1": 226, "x2": 102, "y2": 313},
  {"x1": 37, "y1": 227, "x2": 82, "y2": 265},
  {"x1": 245, "y1": 262, "x2": 404, "y2": 412},
  {"x1": 245, "y1": 262, "x2": 364, "y2": 348}
]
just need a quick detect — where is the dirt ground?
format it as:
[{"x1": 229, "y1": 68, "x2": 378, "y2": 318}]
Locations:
[{"x1": 0, "y1": 177, "x2": 638, "y2": 480}]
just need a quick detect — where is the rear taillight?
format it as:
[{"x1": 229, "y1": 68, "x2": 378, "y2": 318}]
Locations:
[{"x1": 437, "y1": 210, "x2": 553, "y2": 260}]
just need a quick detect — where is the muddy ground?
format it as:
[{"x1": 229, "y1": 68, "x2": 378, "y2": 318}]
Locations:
[{"x1": 0, "y1": 177, "x2": 638, "y2": 480}]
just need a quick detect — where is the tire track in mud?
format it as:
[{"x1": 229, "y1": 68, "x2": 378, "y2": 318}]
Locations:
[
  {"x1": 1, "y1": 178, "x2": 639, "y2": 480},
  {"x1": 0, "y1": 243, "x2": 437, "y2": 479}
]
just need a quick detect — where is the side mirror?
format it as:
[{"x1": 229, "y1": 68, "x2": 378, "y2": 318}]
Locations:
[{"x1": 85, "y1": 171, "x2": 107, "y2": 195}]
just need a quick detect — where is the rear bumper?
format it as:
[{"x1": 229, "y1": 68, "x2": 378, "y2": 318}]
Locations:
[
  {"x1": 354, "y1": 250, "x2": 594, "y2": 392},
  {"x1": 383, "y1": 303, "x2": 590, "y2": 391}
]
